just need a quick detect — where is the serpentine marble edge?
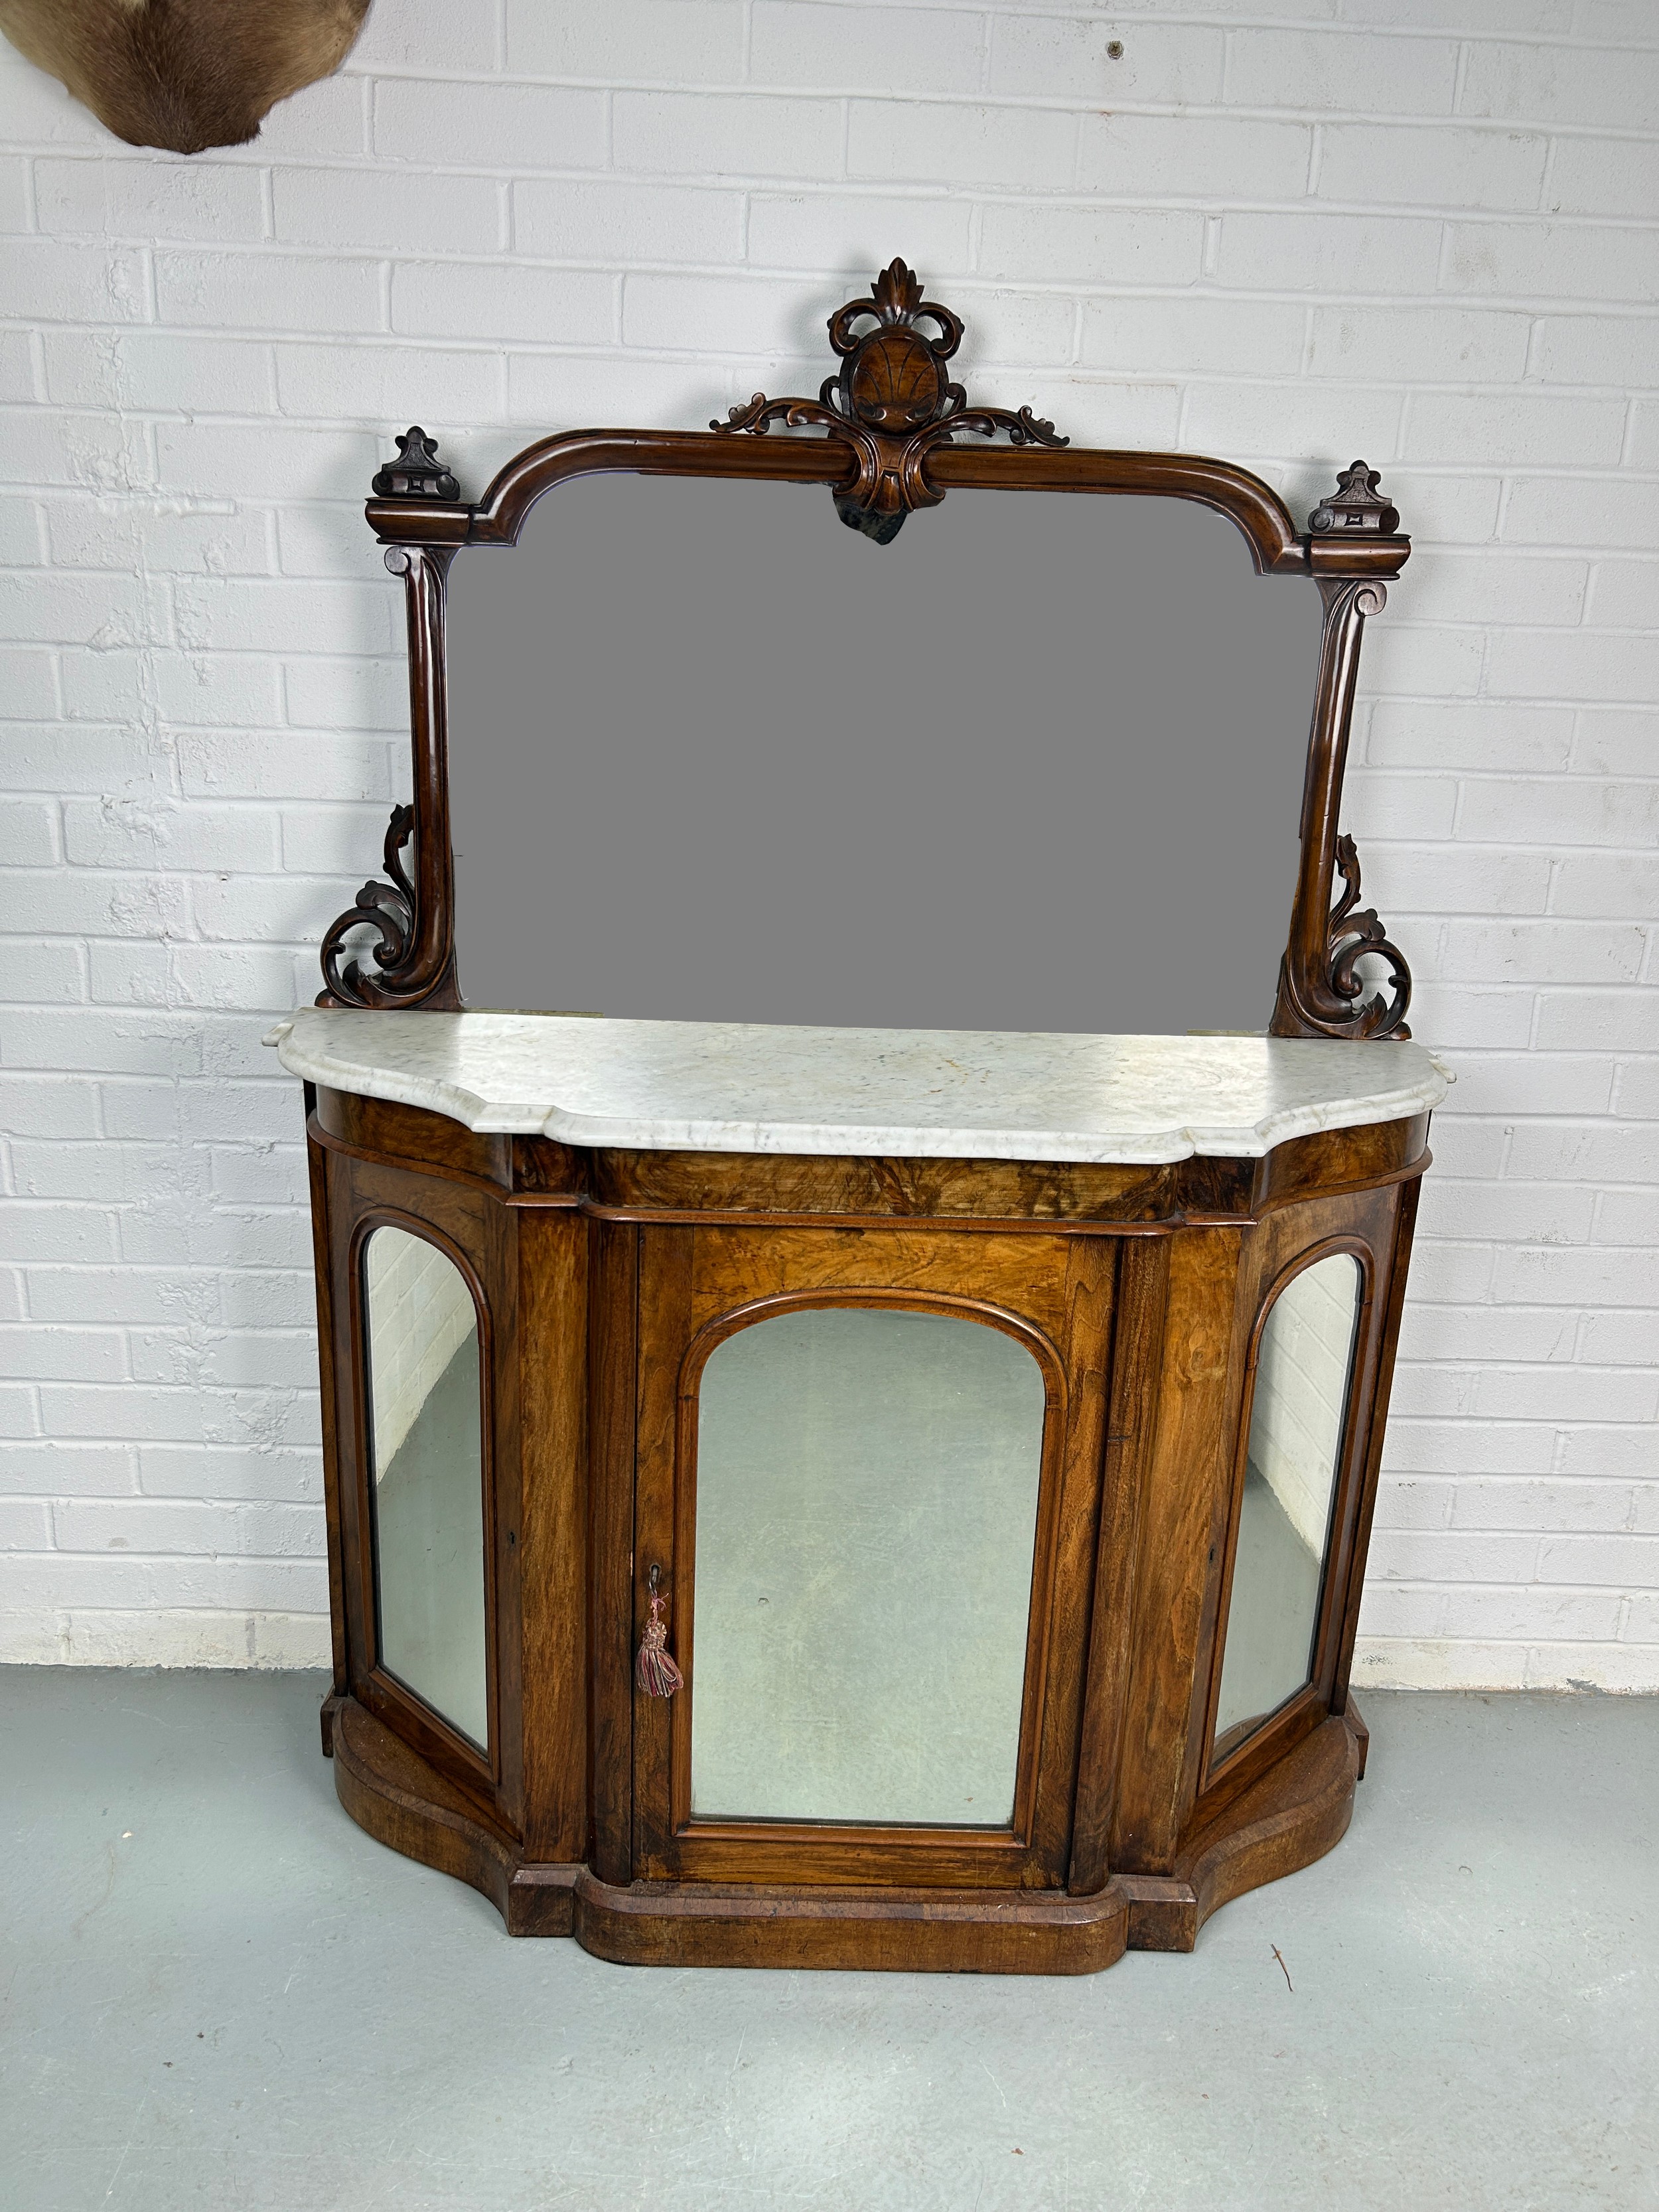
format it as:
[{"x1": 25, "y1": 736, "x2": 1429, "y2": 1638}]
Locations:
[{"x1": 265, "y1": 1009, "x2": 1449, "y2": 1166}]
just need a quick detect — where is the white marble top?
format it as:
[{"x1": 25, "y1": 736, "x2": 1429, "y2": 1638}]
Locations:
[{"x1": 267, "y1": 1009, "x2": 1447, "y2": 1166}]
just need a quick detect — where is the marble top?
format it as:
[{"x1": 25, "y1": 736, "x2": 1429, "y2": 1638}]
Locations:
[{"x1": 267, "y1": 1009, "x2": 1447, "y2": 1166}]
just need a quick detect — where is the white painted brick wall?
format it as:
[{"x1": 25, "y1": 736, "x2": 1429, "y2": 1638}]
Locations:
[
  {"x1": 0, "y1": 2, "x2": 1654, "y2": 1688},
  {"x1": 1249, "y1": 1252, "x2": 1361, "y2": 1556},
  {"x1": 364, "y1": 1224, "x2": 476, "y2": 1470}
]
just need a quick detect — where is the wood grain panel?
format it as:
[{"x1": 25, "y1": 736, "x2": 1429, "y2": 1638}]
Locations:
[
  {"x1": 315, "y1": 1085, "x2": 510, "y2": 1188},
  {"x1": 686, "y1": 1224, "x2": 1072, "y2": 1345},
  {"x1": 1068, "y1": 1234, "x2": 1167, "y2": 1893},
  {"x1": 1251, "y1": 1115, "x2": 1426, "y2": 1209},
  {"x1": 1108, "y1": 1226, "x2": 1246, "y2": 1872},
  {"x1": 633, "y1": 1227, "x2": 693, "y2": 1880},
  {"x1": 307, "y1": 1120, "x2": 348, "y2": 1701},
  {"x1": 587, "y1": 1222, "x2": 638, "y2": 1887},
  {"x1": 593, "y1": 1147, "x2": 1254, "y2": 1224},
  {"x1": 516, "y1": 1209, "x2": 588, "y2": 1862},
  {"x1": 573, "y1": 1869, "x2": 1129, "y2": 1974}
]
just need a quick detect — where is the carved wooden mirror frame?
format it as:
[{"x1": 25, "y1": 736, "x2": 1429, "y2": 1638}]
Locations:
[{"x1": 321, "y1": 259, "x2": 1413, "y2": 1043}]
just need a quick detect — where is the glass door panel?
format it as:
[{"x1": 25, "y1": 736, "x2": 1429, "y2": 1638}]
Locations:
[
  {"x1": 689, "y1": 1306, "x2": 1048, "y2": 1827},
  {"x1": 1214, "y1": 1252, "x2": 1362, "y2": 1759},
  {"x1": 362, "y1": 1224, "x2": 488, "y2": 1751}
]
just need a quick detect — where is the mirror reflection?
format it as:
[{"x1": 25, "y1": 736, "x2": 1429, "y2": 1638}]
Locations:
[
  {"x1": 446, "y1": 475, "x2": 1322, "y2": 1035},
  {"x1": 1213, "y1": 1252, "x2": 1362, "y2": 1760},
  {"x1": 362, "y1": 1224, "x2": 488, "y2": 1749},
  {"x1": 689, "y1": 1306, "x2": 1047, "y2": 1826}
]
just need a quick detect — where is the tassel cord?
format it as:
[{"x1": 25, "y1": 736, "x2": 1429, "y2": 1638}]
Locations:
[{"x1": 636, "y1": 1572, "x2": 684, "y2": 1700}]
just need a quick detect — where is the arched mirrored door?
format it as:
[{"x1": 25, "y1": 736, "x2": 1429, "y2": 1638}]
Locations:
[
  {"x1": 1212, "y1": 1250, "x2": 1362, "y2": 1767},
  {"x1": 688, "y1": 1305, "x2": 1049, "y2": 1828},
  {"x1": 360, "y1": 1222, "x2": 489, "y2": 1752}
]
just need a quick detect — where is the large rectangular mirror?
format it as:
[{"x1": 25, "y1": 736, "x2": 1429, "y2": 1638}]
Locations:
[{"x1": 443, "y1": 475, "x2": 1323, "y2": 1035}]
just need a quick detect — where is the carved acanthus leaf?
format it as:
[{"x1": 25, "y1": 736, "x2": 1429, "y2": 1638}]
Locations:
[
  {"x1": 1323, "y1": 834, "x2": 1412, "y2": 1039},
  {"x1": 318, "y1": 804, "x2": 417, "y2": 1007}
]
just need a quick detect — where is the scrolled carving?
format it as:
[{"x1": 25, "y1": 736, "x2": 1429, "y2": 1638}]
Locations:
[
  {"x1": 1271, "y1": 571, "x2": 1411, "y2": 1042},
  {"x1": 316, "y1": 536, "x2": 459, "y2": 1010},
  {"x1": 713, "y1": 258, "x2": 1067, "y2": 540},
  {"x1": 1321, "y1": 834, "x2": 1412, "y2": 1039},
  {"x1": 319, "y1": 804, "x2": 417, "y2": 1007}
]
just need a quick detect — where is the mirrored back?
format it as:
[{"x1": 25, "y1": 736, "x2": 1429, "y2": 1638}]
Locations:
[{"x1": 444, "y1": 475, "x2": 1324, "y2": 1035}]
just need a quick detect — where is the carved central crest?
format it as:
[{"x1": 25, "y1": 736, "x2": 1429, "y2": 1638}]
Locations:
[
  {"x1": 831, "y1": 258, "x2": 964, "y2": 433},
  {"x1": 715, "y1": 258, "x2": 1068, "y2": 542}
]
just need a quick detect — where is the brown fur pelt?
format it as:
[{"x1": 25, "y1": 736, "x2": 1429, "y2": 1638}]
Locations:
[{"x1": 0, "y1": 0, "x2": 372, "y2": 154}]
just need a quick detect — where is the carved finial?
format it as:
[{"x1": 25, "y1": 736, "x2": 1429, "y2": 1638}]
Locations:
[
  {"x1": 372, "y1": 427, "x2": 459, "y2": 502},
  {"x1": 1309, "y1": 460, "x2": 1400, "y2": 538},
  {"x1": 711, "y1": 260, "x2": 1066, "y2": 539},
  {"x1": 870, "y1": 257, "x2": 926, "y2": 323}
]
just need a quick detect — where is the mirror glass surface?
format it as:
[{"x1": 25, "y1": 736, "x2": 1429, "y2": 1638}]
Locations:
[
  {"x1": 689, "y1": 1305, "x2": 1047, "y2": 1826},
  {"x1": 1214, "y1": 1252, "x2": 1362, "y2": 1757},
  {"x1": 446, "y1": 473, "x2": 1323, "y2": 1034},
  {"x1": 362, "y1": 1224, "x2": 488, "y2": 1749}
]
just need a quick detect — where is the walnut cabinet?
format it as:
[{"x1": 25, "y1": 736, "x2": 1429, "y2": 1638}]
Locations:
[{"x1": 307, "y1": 1075, "x2": 1429, "y2": 1974}]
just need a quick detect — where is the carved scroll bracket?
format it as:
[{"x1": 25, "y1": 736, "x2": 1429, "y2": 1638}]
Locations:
[
  {"x1": 713, "y1": 258, "x2": 1068, "y2": 541},
  {"x1": 1271, "y1": 544, "x2": 1411, "y2": 1042},
  {"x1": 317, "y1": 533, "x2": 460, "y2": 1009}
]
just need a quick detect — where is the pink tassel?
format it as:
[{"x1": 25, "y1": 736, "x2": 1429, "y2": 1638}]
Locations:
[{"x1": 636, "y1": 1569, "x2": 683, "y2": 1700}]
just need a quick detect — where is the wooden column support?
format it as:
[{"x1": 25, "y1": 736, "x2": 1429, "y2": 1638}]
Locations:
[{"x1": 318, "y1": 542, "x2": 460, "y2": 1011}]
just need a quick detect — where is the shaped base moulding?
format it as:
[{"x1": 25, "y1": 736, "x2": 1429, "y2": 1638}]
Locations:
[{"x1": 325, "y1": 1693, "x2": 1364, "y2": 1972}]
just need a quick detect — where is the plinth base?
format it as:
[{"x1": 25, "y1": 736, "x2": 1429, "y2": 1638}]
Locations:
[{"x1": 326, "y1": 1694, "x2": 1362, "y2": 1973}]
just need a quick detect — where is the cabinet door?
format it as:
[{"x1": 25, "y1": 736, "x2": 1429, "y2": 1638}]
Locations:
[
  {"x1": 325, "y1": 1148, "x2": 520, "y2": 1822},
  {"x1": 631, "y1": 1225, "x2": 1116, "y2": 1889},
  {"x1": 1196, "y1": 1181, "x2": 1402, "y2": 1806}
]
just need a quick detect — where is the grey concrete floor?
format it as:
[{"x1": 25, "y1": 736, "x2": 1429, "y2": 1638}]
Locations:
[{"x1": 1, "y1": 1670, "x2": 1654, "y2": 2212}]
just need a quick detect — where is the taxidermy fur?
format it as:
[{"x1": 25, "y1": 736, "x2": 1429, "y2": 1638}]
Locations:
[{"x1": 0, "y1": 0, "x2": 372, "y2": 154}]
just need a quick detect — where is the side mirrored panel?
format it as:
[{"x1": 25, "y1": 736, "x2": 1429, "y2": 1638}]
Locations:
[
  {"x1": 689, "y1": 1306, "x2": 1048, "y2": 1828},
  {"x1": 361, "y1": 1224, "x2": 488, "y2": 1751},
  {"x1": 1213, "y1": 1252, "x2": 1362, "y2": 1763}
]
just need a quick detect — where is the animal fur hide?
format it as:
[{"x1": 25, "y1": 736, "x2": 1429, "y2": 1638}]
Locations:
[{"x1": 0, "y1": 0, "x2": 372, "y2": 154}]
